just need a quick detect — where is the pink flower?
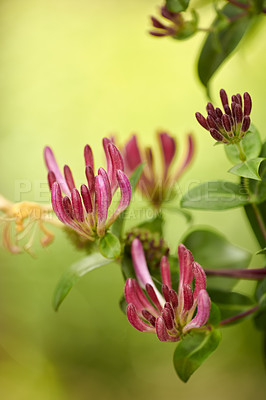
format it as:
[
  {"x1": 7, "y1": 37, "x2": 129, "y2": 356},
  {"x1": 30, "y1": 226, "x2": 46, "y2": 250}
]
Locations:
[
  {"x1": 123, "y1": 132, "x2": 195, "y2": 208},
  {"x1": 44, "y1": 138, "x2": 131, "y2": 240},
  {"x1": 195, "y1": 89, "x2": 252, "y2": 143},
  {"x1": 125, "y1": 239, "x2": 211, "y2": 342}
]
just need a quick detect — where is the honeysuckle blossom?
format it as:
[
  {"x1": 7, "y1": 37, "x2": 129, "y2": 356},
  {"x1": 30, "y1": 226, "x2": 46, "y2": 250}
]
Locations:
[
  {"x1": 0, "y1": 194, "x2": 58, "y2": 254},
  {"x1": 44, "y1": 139, "x2": 131, "y2": 240},
  {"x1": 125, "y1": 239, "x2": 211, "y2": 342},
  {"x1": 195, "y1": 89, "x2": 252, "y2": 144},
  {"x1": 123, "y1": 132, "x2": 194, "y2": 208}
]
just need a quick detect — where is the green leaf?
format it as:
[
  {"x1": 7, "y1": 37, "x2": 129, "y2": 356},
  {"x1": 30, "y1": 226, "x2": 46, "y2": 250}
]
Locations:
[
  {"x1": 166, "y1": 0, "x2": 190, "y2": 13},
  {"x1": 180, "y1": 181, "x2": 249, "y2": 210},
  {"x1": 256, "y1": 278, "x2": 266, "y2": 302},
  {"x1": 99, "y1": 232, "x2": 121, "y2": 259},
  {"x1": 253, "y1": 294, "x2": 266, "y2": 331},
  {"x1": 182, "y1": 228, "x2": 251, "y2": 290},
  {"x1": 162, "y1": 206, "x2": 193, "y2": 223},
  {"x1": 247, "y1": 142, "x2": 266, "y2": 204},
  {"x1": 198, "y1": 4, "x2": 252, "y2": 90},
  {"x1": 53, "y1": 253, "x2": 111, "y2": 311},
  {"x1": 111, "y1": 163, "x2": 145, "y2": 238},
  {"x1": 137, "y1": 213, "x2": 164, "y2": 235},
  {"x1": 257, "y1": 248, "x2": 266, "y2": 255},
  {"x1": 208, "y1": 288, "x2": 254, "y2": 324},
  {"x1": 244, "y1": 203, "x2": 266, "y2": 248},
  {"x1": 207, "y1": 302, "x2": 221, "y2": 327},
  {"x1": 225, "y1": 125, "x2": 262, "y2": 164},
  {"x1": 173, "y1": 329, "x2": 221, "y2": 382},
  {"x1": 229, "y1": 158, "x2": 265, "y2": 181}
]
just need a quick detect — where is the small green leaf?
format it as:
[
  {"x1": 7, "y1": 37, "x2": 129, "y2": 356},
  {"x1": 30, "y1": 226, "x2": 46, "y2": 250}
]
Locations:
[
  {"x1": 245, "y1": 203, "x2": 266, "y2": 248},
  {"x1": 166, "y1": 0, "x2": 190, "y2": 13},
  {"x1": 247, "y1": 142, "x2": 266, "y2": 204},
  {"x1": 111, "y1": 163, "x2": 145, "y2": 238},
  {"x1": 53, "y1": 253, "x2": 111, "y2": 311},
  {"x1": 229, "y1": 158, "x2": 265, "y2": 181},
  {"x1": 207, "y1": 302, "x2": 221, "y2": 327},
  {"x1": 208, "y1": 288, "x2": 254, "y2": 323},
  {"x1": 182, "y1": 228, "x2": 251, "y2": 290},
  {"x1": 225, "y1": 125, "x2": 262, "y2": 164},
  {"x1": 181, "y1": 181, "x2": 249, "y2": 210},
  {"x1": 173, "y1": 329, "x2": 221, "y2": 382},
  {"x1": 99, "y1": 232, "x2": 121, "y2": 259},
  {"x1": 253, "y1": 295, "x2": 266, "y2": 331},
  {"x1": 198, "y1": 4, "x2": 252, "y2": 90},
  {"x1": 256, "y1": 278, "x2": 266, "y2": 302}
]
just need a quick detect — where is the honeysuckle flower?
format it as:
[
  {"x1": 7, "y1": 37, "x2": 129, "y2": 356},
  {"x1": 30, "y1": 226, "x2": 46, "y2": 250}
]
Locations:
[
  {"x1": 125, "y1": 239, "x2": 211, "y2": 342},
  {"x1": 0, "y1": 194, "x2": 59, "y2": 254},
  {"x1": 195, "y1": 89, "x2": 252, "y2": 144},
  {"x1": 123, "y1": 132, "x2": 194, "y2": 208},
  {"x1": 44, "y1": 139, "x2": 131, "y2": 241}
]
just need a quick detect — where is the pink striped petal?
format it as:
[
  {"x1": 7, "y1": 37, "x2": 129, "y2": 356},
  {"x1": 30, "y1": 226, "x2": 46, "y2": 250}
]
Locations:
[
  {"x1": 80, "y1": 184, "x2": 93, "y2": 214},
  {"x1": 160, "y1": 256, "x2": 172, "y2": 289},
  {"x1": 84, "y1": 144, "x2": 94, "y2": 173},
  {"x1": 178, "y1": 244, "x2": 194, "y2": 288},
  {"x1": 102, "y1": 137, "x2": 113, "y2": 180},
  {"x1": 51, "y1": 183, "x2": 75, "y2": 226},
  {"x1": 182, "y1": 284, "x2": 194, "y2": 313},
  {"x1": 124, "y1": 135, "x2": 142, "y2": 173},
  {"x1": 95, "y1": 174, "x2": 109, "y2": 237},
  {"x1": 183, "y1": 289, "x2": 211, "y2": 333},
  {"x1": 155, "y1": 316, "x2": 179, "y2": 342},
  {"x1": 192, "y1": 262, "x2": 207, "y2": 300},
  {"x1": 125, "y1": 279, "x2": 145, "y2": 314},
  {"x1": 107, "y1": 143, "x2": 124, "y2": 192},
  {"x1": 44, "y1": 146, "x2": 70, "y2": 196},
  {"x1": 64, "y1": 165, "x2": 76, "y2": 192},
  {"x1": 62, "y1": 196, "x2": 74, "y2": 219},
  {"x1": 146, "y1": 284, "x2": 163, "y2": 313},
  {"x1": 106, "y1": 170, "x2": 131, "y2": 227},
  {"x1": 162, "y1": 307, "x2": 175, "y2": 330},
  {"x1": 98, "y1": 167, "x2": 112, "y2": 207},
  {"x1": 71, "y1": 188, "x2": 84, "y2": 223},
  {"x1": 127, "y1": 304, "x2": 155, "y2": 332},
  {"x1": 85, "y1": 166, "x2": 95, "y2": 194},
  {"x1": 133, "y1": 280, "x2": 159, "y2": 316},
  {"x1": 47, "y1": 171, "x2": 56, "y2": 191}
]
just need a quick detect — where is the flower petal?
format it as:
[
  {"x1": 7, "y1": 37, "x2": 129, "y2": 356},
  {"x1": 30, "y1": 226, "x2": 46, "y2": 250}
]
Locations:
[
  {"x1": 183, "y1": 289, "x2": 211, "y2": 333},
  {"x1": 64, "y1": 165, "x2": 76, "y2": 192},
  {"x1": 160, "y1": 256, "x2": 171, "y2": 289},
  {"x1": 192, "y1": 261, "x2": 207, "y2": 300},
  {"x1": 124, "y1": 135, "x2": 142, "y2": 173},
  {"x1": 44, "y1": 147, "x2": 70, "y2": 196},
  {"x1": 95, "y1": 174, "x2": 109, "y2": 237},
  {"x1": 155, "y1": 316, "x2": 179, "y2": 342},
  {"x1": 127, "y1": 304, "x2": 155, "y2": 332},
  {"x1": 84, "y1": 144, "x2": 94, "y2": 173},
  {"x1": 106, "y1": 170, "x2": 131, "y2": 227},
  {"x1": 98, "y1": 167, "x2": 112, "y2": 207}
]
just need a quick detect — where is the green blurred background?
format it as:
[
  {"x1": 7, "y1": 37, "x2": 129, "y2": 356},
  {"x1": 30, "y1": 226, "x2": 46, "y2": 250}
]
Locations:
[{"x1": 0, "y1": 0, "x2": 266, "y2": 399}]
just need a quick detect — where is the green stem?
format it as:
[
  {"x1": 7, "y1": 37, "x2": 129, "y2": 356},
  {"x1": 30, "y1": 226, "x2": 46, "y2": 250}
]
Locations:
[
  {"x1": 236, "y1": 141, "x2": 246, "y2": 161},
  {"x1": 251, "y1": 203, "x2": 266, "y2": 243},
  {"x1": 219, "y1": 305, "x2": 259, "y2": 326}
]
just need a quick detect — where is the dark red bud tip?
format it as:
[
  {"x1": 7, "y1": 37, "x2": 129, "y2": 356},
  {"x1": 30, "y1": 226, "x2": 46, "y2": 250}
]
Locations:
[
  {"x1": 151, "y1": 16, "x2": 166, "y2": 29},
  {"x1": 241, "y1": 115, "x2": 250, "y2": 133},
  {"x1": 231, "y1": 95, "x2": 238, "y2": 103},
  {"x1": 195, "y1": 113, "x2": 209, "y2": 130},
  {"x1": 215, "y1": 108, "x2": 223, "y2": 119},
  {"x1": 210, "y1": 128, "x2": 224, "y2": 142},
  {"x1": 236, "y1": 94, "x2": 242, "y2": 106},
  {"x1": 142, "y1": 309, "x2": 156, "y2": 327},
  {"x1": 62, "y1": 196, "x2": 74, "y2": 219},
  {"x1": 224, "y1": 104, "x2": 232, "y2": 116},
  {"x1": 48, "y1": 171, "x2": 56, "y2": 191},
  {"x1": 206, "y1": 102, "x2": 215, "y2": 116},
  {"x1": 220, "y1": 89, "x2": 228, "y2": 109},
  {"x1": 222, "y1": 114, "x2": 232, "y2": 132},
  {"x1": 244, "y1": 92, "x2": 252, "y2": 116},
  {"x1": 149, "y1": 31, "x2": 167, "y2": 37},
  {"x1": 235, "y1": 104, "x2": 243, "y2": 124},
  {"x1": 206, "y1": 115, "x2": 217, "y2": 129}
]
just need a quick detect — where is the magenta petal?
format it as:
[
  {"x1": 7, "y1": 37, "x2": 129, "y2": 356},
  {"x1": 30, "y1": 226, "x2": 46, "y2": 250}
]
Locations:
[
  {"x1": 192, "y1": 262, "x2": 207, "y2": 300},
  {"x1": 160, "y1": 256, "x2": 172, "y2": 289},
  {"x1": 162, "y1": 307, "x2": 175, "y2": 330},
  {"x1": 107, "y1": 143, "x2": 124, "y2": 192},
  {"x1": 155, "y1": 316, "x2": 179, "y2": 342},
  {"x1": 183, "y1": 289, "x2": 211, "y2": 333},
  {"x1": 62, "y1": 196, "x2": 74, "y2": 219},
  {"x1": 102, "y1": 137, "x2": 113, "y2": 179},
  {"x1": 64, "y1": 165, "x2": 76, "y2": 192},
  {"x1": 182, "y1": 284, "x2": 194, "y2": 313},
  {"x1": 44, "y1": 146, "x2": 70, "y2": 196},
  {"x1": 127, "y1": 304, "x2": 155, "y2": 332},
  {"x1": 85, "y1": 166, "x2": 95, "y2": 194},
  {"x1": 106, "y1": 170, "x2": 131, "y2": 227},
  {"x1": 124, "y1": 135, "x2": 142, "y2": 173},
  {"x1": 51, "y1": 183, "x2": 75, "y2": 225},
  {"x1": 95, "y1": 174, "x2": 109, "y2": 237},
  {"x1": 159, "y1": 132, "x2": 176, "y2": 169},
  {"x1": 125, "y1": 279, "x2": 145, "y2": 314},
  {"x1": 178, "y1": 244, "x2": 194, "y2": 288},
  {"x1": 71, "y1": 188, "x2": 84, "y2": 222},
  {"x1": 133, "y1": 280, "x2": 158, "y2": 316},
  {"x1": 80, "y1": 184, "x2": 93, "y2": 214},
  {"x1": 84, "y1": 144, "x2": 94, "y2": 173},
  {"x1": 48, "y1": 171, "x2": 56, "y2": 191},
  {"x1": 98, "y1": 167, "x2": 112, "y2": 207},
  {"x1": 146, "y1": 284, "x2": 163, "y2": 313}
]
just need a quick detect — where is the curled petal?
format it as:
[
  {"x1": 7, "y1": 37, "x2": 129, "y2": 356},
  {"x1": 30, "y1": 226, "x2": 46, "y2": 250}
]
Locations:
[
  {"x1": 44, "y1": 147, "x2": 70, "y2": 196},
  {"x1": 133, "y1": 280, "x2": 158, "y2": 316},
  {"x1": 108, "y1": 143, "x2": 125, "y2": 192},
  {"x1": 84, "y1": 144, "x2": 94, "y2": 173},
  {"x1": 127, "y1": 304, "x2": 155, "y2": 332},
  {"x1": 178, "y1": 244, "x2": 194, "y2": 288},
  {"x1": 183, "y1": 290, "x2": 211, "y2": 333},
  {"x1": 95, "y1": 175, "x2": 109, "y2": 237},
  {"x1": 106, "y1": 170, "x2": 131, "y2": 227},
  {"x1": 146, "y1": 284, "x2": 163, "y2": 313},
  {"x1": 64, "y1": 165, "x2": 76, "y2": 192},
  {"x1": 71, "y1": 189, "x2": 84, "y2": 223},
  {"x1": 51, "y1": 183, "x2": 76, "y2": 227},
  {"x1": 98, "y1": 167, "x2": 112, "y2": 207},
  {"x1": 160, "y1": 256, "x2": 172, "y2": 289},
  {"x1": 192, "y1": 262, "x2": 207, "y2": 300},
  {"x1": 102, "y1": 137, "x2": 113, "y2": 178},
  {"x1": 155, "y1": 316, "x2": 179, "y2": 342},
  {"x1": 125, "y1": 279, "x2": 145, "y2": 314},
  {"x1": 124, "y1": 135, "x2": 142, "y2": 173}
]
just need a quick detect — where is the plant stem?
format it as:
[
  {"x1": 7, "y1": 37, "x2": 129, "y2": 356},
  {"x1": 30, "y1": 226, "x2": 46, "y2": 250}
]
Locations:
[
  {"x1": 226, "y1": 0, "x2": 250, "y2": 9},
  {"x1": 219, "y1": 305, "x2": 259, "y2": 326},
  {"x1": 205, "y1": 268, "x2": 266, "y2": 280},
  {"x1": 251, "y1": 203, "x2": 266, "y2": 243},
  {"x1": 236, "y1": 141, "x2": 246, "y2": 161}
]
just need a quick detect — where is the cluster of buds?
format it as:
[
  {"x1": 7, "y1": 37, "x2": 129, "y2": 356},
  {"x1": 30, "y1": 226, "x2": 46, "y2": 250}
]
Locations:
[
  {"x1": 123, "y1": 132, "x2": 194, "y2": 208},
  {"x1": 0, "y1": 194, "x2": 58, "y2": 255},
  {"x1": 125, "y1": 239, "x2": 211, "y2": 342},
  {"x1": 125, "y1": 228, "x2": 169, "y2": 269},
  {"x1": 44, "y1": 139, "x2": 131, "y2": 241},
  {"x1": 195, "y1": 89, "x2": 252, "y2": 144},
  {"x1": 150, "y1": 6, "x2": 197, "y2": 40}
]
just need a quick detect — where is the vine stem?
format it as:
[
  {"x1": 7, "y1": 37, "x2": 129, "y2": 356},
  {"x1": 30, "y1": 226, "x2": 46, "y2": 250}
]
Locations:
[
  {"x1": 219, "y1": 305, "x2": 259, "y2": 326},
  {"x1": 205, "y1": 268, "x2": 266, "y2": 280},
  {"x1": 226, "y1": 0, "x2": 250, "y2": 10}
]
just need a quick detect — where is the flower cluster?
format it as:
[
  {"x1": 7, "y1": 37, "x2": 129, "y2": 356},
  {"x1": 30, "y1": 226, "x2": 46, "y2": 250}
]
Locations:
[
  {"x1": 44, "y1": 139, "x2": 131, "y2": 241},
  {"x1": 125, "y1": 239, "x2": 211, "y2": 342},
  {"x1": 195, "y1": 89, "x2": 252, "y2": 144},
  {"x1": 123, "y1": 132, "x2": 194, "y2": 208},
  {"x1": 0, "y1": 194, "x2": 57, "y2": 254}
]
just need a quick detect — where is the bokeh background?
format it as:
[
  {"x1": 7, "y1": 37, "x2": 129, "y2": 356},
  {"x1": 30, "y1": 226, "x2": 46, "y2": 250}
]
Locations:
[{"x1": 0, "y1": 0, "x2": 266, "y2": 399}]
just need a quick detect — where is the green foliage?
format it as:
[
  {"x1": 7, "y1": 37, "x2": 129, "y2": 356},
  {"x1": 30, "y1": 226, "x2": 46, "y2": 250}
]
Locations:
[
  {"x1": 53, "y1": 253, "x2": 111, "y2": 311},
  {"x1": 229, "y1": 158, "x2": 265, "y2": 181},
  {"x1": 198, "y1": 4, "x2": 252, "y2": 91},
  {"x1": 182, "y1": 228, "x2": 251, "y2": 290},
  {"x1": 166, "y1": 0, "x2": 190, "y2": 13},
  {"x1": 173, "y1": 329, "x2": 221, "y2": 382},
  {"x1": 99, "y1": 232, "x2": 121, "y2": 259},
  {"x1": 181, "y1": 181, "x2": 249, "y2": 210},
  {"x1": 207, "y1": 302, "x2": 221, "y2": 327},
  {"x1": 225, "y1": 126, "x2": 262, "y2": 164}
]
